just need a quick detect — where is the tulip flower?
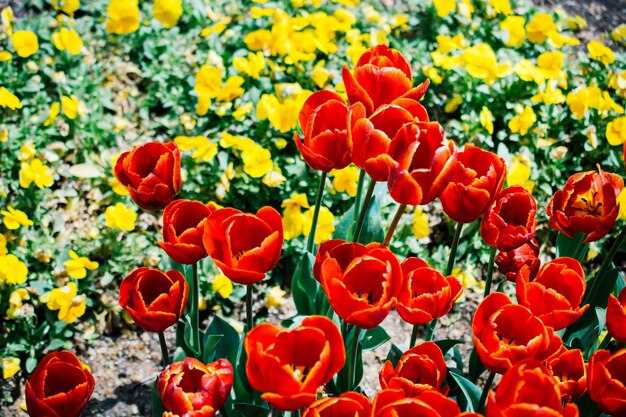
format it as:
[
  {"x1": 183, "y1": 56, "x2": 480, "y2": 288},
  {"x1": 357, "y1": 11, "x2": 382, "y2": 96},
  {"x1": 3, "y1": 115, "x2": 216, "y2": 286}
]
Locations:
[
  {"x1": 302, "y1": 392, "x2": 371, "y2": 417},
  {"x1": 119, "y1": 267, "x2": 188, "y2": 332},
  {"x1": 158, "y1": 358, "x2": 233, "y2": 417},
  {"x1": 588, "y1": 349, "x2": 626, "y2": 416},
  {"x1": 203, "y1": 206, "x2": 283, "y2": 285},
  {"x1": 607, "y1": 287, "x2": 626, "y2": 343},
  {"x1": 495, "y1": 239, "x2": 540, "y2": 282},
  {"x1": 547, "y1": 167, "x2": 623, "y2": 243},
  {"x1": 114, "y1": 141, "x2": 182, "y2": 211},
  {"x1": 25, "y1": 351, "x2": 95, "y2": 417},
  {"x1": 440, "y1": 144, "x2": 507, "y2": 223},
  {"x1": 371, "y1": 389, "x2": 462, "y2": 417},
  {"x1": 244, "y1": 316, "x2": 345, "y2": 411},
  {"x1": 546, "y1": 348, "x2": 587, "y2": 402}
]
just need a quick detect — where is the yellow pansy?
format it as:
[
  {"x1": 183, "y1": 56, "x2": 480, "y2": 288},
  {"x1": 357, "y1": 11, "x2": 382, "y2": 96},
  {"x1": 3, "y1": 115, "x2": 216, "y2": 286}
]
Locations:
[
  {"x1": 219, "y1": 132, "x2": 255, "y2": 151},
  {"x1": 1, "y1": 206, "x2": 33, "y2": 230},
  {"x1": 617, "y1": 188, "x2": 626, "y2": 220},
  {"x1": 490, "y1": 0, "x2": 511, "y2": 15},
  {"x1": 507, "y1": 154, "x2": 534, "y2": 192},
  {"x1": 212, "y1": 274, "x2": 232, "y2": 298},
  {"x1": 460, "y1": 43, "x2": 511, "y2": 85},
  {"x1": 457, "y1": 0, "x2": 474, "y2": 19},
  {"x1": 537, "y1": 51, "x2": 563, "y2": 79},
  {"x1": 567, "y1": 87, "x2": 590, "y2": 119},
  {"x1": 153, "y1": 0, "x2": 182, "y2": 28},
  {"x1": 11, "y1": 30, "x2": 38, "y2": 57},
  {"x1": 233, "y1": 103, "x2": 253, "y2": 122},
  {"x1": 52, "y1": 0, "x2": 80, "y2": 15},
  {"x1": 195, "y1": 65, "x2": 222, "y2": 98},
  {"x1": 531, "y1": 82, "x2": 565, "y2": 104},
  {"x1": 0, "y1": 234, "x2": 6, "y2": 256},
  {"x1": 19, "y1": 158, "x2": 54, "y2": 189},
  {"x1": 61, "y1": 95, "x2": 81, "y2": 119},
  {"x1": 0, "y1": 127, "x2": 7, "y2": 143},
  {"x1": 265, "y1": 286, "x2": 287, "y2": 309},
  {"x1": 606, "y1": 116, "x2": 626, "y2": 146},
  {"x1": 547, "y1": 31, "x2": 579, "y2": 48},
  {"x1": 423, "y1": 67, "x2": 443, "y2": 84},
  {"x1": 45, "y1": 282, "x2": 86, "y2": 323},
  {"x1": 453, "y1": 267, "x2": 482, "y2": 291},
  {"x1": 514, "y1": 60, "x2": 545, "y2": 84},
  {"x1": 612, "y1": 24, "x2": 626, "y2": 45},
  {"x1": 233, "y1": 52, "x2": 265, "y2": 79},
  {"x1": 262, "y1": 168, "x2": 286, "y2": 188},
  {"x1": 436, "y1": 34, "x2": 466, "y2": 53},
  {"x1": 587, "y1": 40, "x2": 615, "y2": 66},
  {"x1": 444, "y1": 95, "x2": 463, "y2": 113},
  {"x1": 174, "y1": 136, "x2": 218, "y2": 162},
  {"x1": 0, "y1": 86, "x2": 22, "y2": 110},
  {"x1": 106, "y1": 0, "x2": 140, "y2": 34},
  {"x1": 412, "y1": 207, "x2": 430, "y2": 239},
  {"x1": 2, "y1": 358, "x2": 20, "y2": 379},
  {"x1": 331, "y1": 166, "x2": 359, "y2": 197},
  {"x1": 1, "y1": 6, "x2": 13, "y2": 35},
  {"x1": 64, "y1": 250, "x2": 99, "y2": 279},
  {"x1": 526, "y1": 13, "x2": 556, "y2": 44},
  {"x1": 303, "y1": 206, "x2": 335, "y2": 244},
  {"x1": 19, "y1": 143, "x2": 36, "y2": 161},
  {"x1": 0, "y1": 51, "x2": 11, "y2": 61},
  {"x1": 8, "y1": 288, "x2": 29, "y2": 318},
  {"x1": 51, "y1": 28, "x2": 82, "y2": 55},
  {"x1": 480, "y1": 106, "x2": 494, "y2": 134},
  {"x1": 0, "y1": 254, "x2": 28, "y2": 284},
  {"x1": 433, "y1": 0, "x2": 455, "y2": 17},
  {"x1": 430, "y1": 51, "x2": 461, "y2": 70},
  {"x1": 508, "y1": 105, "x2": 536, "y2": 135},
  {"x1": 44, "y1": 102, "x2": 60, "y2": 126},
  {"x1": 201, "y1": 16, "x2": 231, "y2": 36},
  {"x1": 282, "y1": 193, "x2": 309, "y2": 240},
  {"x1": 564, "y1": 14, "x2": 587, "y2": 31},
  {"x1": 256, "y1": 91, "x2": 312, "y2": 133},
  {"x1": 242, "y1": 145, "x2": 273, "y2": 178},
  {"x1": 311, "y1": 60, "x2": 330, "y2": 88},
  {"x1": 105, "y1": 202, "x2": 136, "y2": 231},
  {"x1": 216, "y1": 76, "x2": 245, "y2": 102}
]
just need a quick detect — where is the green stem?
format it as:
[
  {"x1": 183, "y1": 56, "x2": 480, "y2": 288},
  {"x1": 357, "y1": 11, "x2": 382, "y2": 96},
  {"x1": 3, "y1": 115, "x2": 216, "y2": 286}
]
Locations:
[
  {"x1": 571, "y1": 233, "x2": 588, "y2": 261},
  {"x1": 424, "y1": 320, "x2": 437, "y2": 342},
  {"x1": 599, "y1": 332, "x2": 613, "y2": 350},
  {"x1": 353, "y1": 179, "x2": 376, "y2": 242},
  {"x1": 585, "y1": 225, "x2": 626, "y2": 305},
  {"x1": 158, "y1": 332, "x2": 170, "y2": 367},
  {"x1": 306, "y1": 171, "x2": 328, "y2": 253},
  {"x1": 478, "y1": 371, "x2": 496, "y2": 413},
  {"x1": 192, "y1": 262, "x2": 200, "y2": 355},
  {"x1": 483, "y1": 247, "x2": 497, "y2": 298},
  {"x1": 384, "y1": 204, "x2": 407, "y2": 246},
  {"x1": 446, "y1": 222, "x2": 464, "y2": 276},
  {"x1": 246, "y1": 284, "x2": 254, "y2": 331},
  {"x1": 353, "y1": 170, "x2": 366, "y2": 224},
  {"x1": 348, "y1": 326, "x2": 362, "y2": 390},
  {"x1": 409, "y1": 325, "x2": 419, "y2": 348}
]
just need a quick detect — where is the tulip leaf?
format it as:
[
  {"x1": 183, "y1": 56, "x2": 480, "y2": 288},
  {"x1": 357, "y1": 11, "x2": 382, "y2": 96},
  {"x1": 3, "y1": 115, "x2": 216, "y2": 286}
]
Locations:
[
  {"x1": 25, "y1": 356, "x2": 37, "y2": 373},
  {"x1": 183, "y1": 315, "x2": 201, "y2": 357},
  {"x1": 233, "y1": 402, "x2": 269, "y2": 417},
  {"x1": 232, "y1": 330, "x2": 253, "y2": 404},
  {"x1": 386, "y1": 343, "x2": 403, "y2": 368},
  {"x1": 468, "y1": 347, "x2": 486, "y2": 383},
  {"x1": 201, "y1": 334, "x2": 223, "y2": 364},
  {"x1": 435, "y1": 339, "x2": 464, "y2": 355},
  {"x1": 151, "y1": 376, "x2": 166, "y2": 417},
  {"x1": 556, "y1": 232, "x2": 586, "y2": 259},
  {"x1": 333, "y1": 204, "x2": 356, "y2": 241},
  {"x1": 450, "y1": 370, "x2": 482, "y2": 412},
  {"x1": 205, "y1": 315, "x2": 239, "y2": 366},
  {"x1": 361, "y1": 326, "x2": 391, "y2": 351},
  {"x1": 291, "y1": 252, "x2": 319, "y2": 315},
  {"x1": 356, "y1": 194, "x2": 384, "y2": 244},
  {"x1": 574, "y1": 392, "x2": 601, "y2": 417}
]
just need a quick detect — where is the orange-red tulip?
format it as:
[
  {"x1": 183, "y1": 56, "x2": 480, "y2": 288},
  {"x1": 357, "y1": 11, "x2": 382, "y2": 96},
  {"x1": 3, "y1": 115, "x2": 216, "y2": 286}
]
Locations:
[
  {"x1": 547, "y1": 168, "x2": 623, "y2": 243},
  {"x1": 495, "y1": 239, "x2": 540, "y2": 282},
  {"x1": 440, "y1": 144, "x2": 507, "y2": 223},
  {"x1": 244, "y1": 316, "x2": 345, "y2": 411},
  {"x1": 119, "y1": 267, "x2": 188, "y2": 332},
  {"x1": 588, "y1": 349, "x2": 626, "y2": 416},
  {"x1": 158, "y1": 357, "x2": 233, "y2": 417},
  {"x1": 516, "y1": 257, "x2": 589, "y2": 330},
  {"x1": 302, "y1": 392, "x2": 371, "y2": 417},
  {"x1": 295, "y1": 90, "x2": 351, "y2": 172},
  {"x1": 114, "y1": 141, "x2": 182, "y2": 211},
  {"x1": 396, "y1": 257, "x2": 463, "y2": 325},
  {"x1": 473, "y1": 293, "x2": 562, "y2": 374},
  {"x1": 546, "y1": 348, "x2": 587, "y2": 402},
  {"x1": 372, "y1": 389, "x2": 463, "y2": 417},
  {"x1": 25, "y1": 351, "x2": 95, "y2": 417},
  {"x1": 607, "y1": 287, "x2": 626, "y2": 344},
  {"x1": 203, "y1": 206, "x2": 283, "y2": 285}
]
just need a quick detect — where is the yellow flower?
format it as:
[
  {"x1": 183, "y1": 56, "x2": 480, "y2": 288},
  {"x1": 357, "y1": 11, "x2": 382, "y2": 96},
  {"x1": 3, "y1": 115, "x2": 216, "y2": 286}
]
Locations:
[
  {"x1": 444, "y1": 95, "x2": 463, "y2": 113},
  {"x1": 423, "y1": 67, "x2": 443, "y2": 84},
  {"x1": 233, "y1": 52, "x2": 265, "y2": 79},
  {"x1": 564, "y1": 14, "x2": 587, "y2": 31},
  {"x1": 1, "y1": 6, "x2": 13, "y2": 35},
  {"x1": 262, "y1": 168, "x2": 286, "y2": 188},
  {"x1": 607, "y1": 116, "x2": 626, "y2": 146},
  {"x1": 61, "y1": 95, "x2": 81, "y2": 119},
  {"x1": 242, "y1": 145, "x2": 273, "y2": 178},
  {"x1": 51, "y1": 0, "x2": 80, "y2": 15},
  {"x1": 460, "y1": 43, "x2": 511, "y2": 85},
  {"x1": 282, "y1": 193, "x2": 309, "y2": 239},
  {"x1": 507, "y1": 154, "x2": 534, "y2": 192},
  {"x1": 45, "y1": 282, "x2": 86, "y2": 323},
  {"x1": 64, "y1": 250, "x2": 99, "y2": 279},
  {"x1": 7, "y1": 288, "x2": 29, "y2": 318},
  {"x1": 436, "y1": 34, "x2": 466, "y2": 53},
  {"x1": 44, "y1": 102, "x2": 60, "y2": 126},
  {"x1": 537, "y1": 51, "x2": 563, "y2": 79},
  {"x1": 219, "y1": 132, "x2": 255, "y2": 150},
  {"x1": 0, "y1": 254, "x2": 28, "y2": 284},
  {"x1": 412, "y1": 207, "x2": 430, "y2": 239},
  {"x1": 331, "y1": 166, "x2": 359, "y2": 197},
  {"x1": 0, "y1": 234, "x2": 6, "y2": 256},
  {"x1": 612, "y1": 24, "x2": 626, "y2": 45},
  {"x1": 19, "y1": 158, "x2": 54, "y2": 189},
  {"x1": 0, "y1": 51, "x2": 11, "y2": 61},
  {"x1": 526, "y1": 13, "x2": 556, "y2": 44},
  {"x1": 2, "y1": 357, "x2": 20, "y2": 379},
  {"x1": 430, "y1": 51, "x2": 461, "y2": 70},
  {"x1": 51, "y1": 28, "x2": 82, "y2": 55},
  {"x1": 433, "y1": 0, "x2": 455, "y2": 17},
  {"x1": 174, "y1": 135, "x2": 218, "y2": 162},
  {"x1": 531, "y1": 82, "x2": 565, "y2": 104},
  {"x1": 105, "y1": 202, "x2": 136, "y2": 231},
  {"x1": 490, "y1": 0, "x2": 511, "y2": 15},
  {"x1": 514, "y1": 60, "x2": 545, "y2": 84},
  {"x1": 0, "y1": 86, "x2": 22, "y2": 110},
  {"x1": 11, "y1": 30, "x2": 38, "y2": 57},
  {"x1": 567, "y1": 87, "x2": 590, "y2": 119},
  {"x1": 303, "y1": 206, "x2": 335, "y2": 244},
  {"x1": 587, "y1": 40, "x2": 615, "y2": 66},
  {"x1": 216, "y1": 76, "x2": 245, "y2": 102},
  {"x1": 453, "y1": 267, "x2": 482, "y2": 291},
  {"x1": 106, "y1": 0, "x2": 140, "y2": 35},
  {"x1": 1, "y1": 206, "x2": 33, "y2": 230},
  {"x1": 212, "y1": 274, "x2": 232, "y2": 298},
  {"x1": 617, "y1": 188, "x2": 626, "y2": 220},
  {"x1": 0, "y1": 127, "x2": 6, "y2": 143},
  {"x1": 256, "y1": 91, "x2": 312, "y2": 133},
  {"x1": 153, "y1": 0, "x2": 183, "y2": 28},
  {"x1": 508, "y1": 105, "x2": 536, "y2": 135},
  {"x1": 265, "y1": 286, "x2": 287, "y2": 309},
  {"x1": 547, "y1": 31, "x2": 579, "y2": 48},
  {"x1": 311, "y1": 60, "x2": 330, "y2": 88},
  {"x1": 19, "y1": 143, "x2": 36, "y2": 161},
  {"x1": 480, "y1": 106, "x2": 494, "y2": 134},
  {"x1": 233, "y1": 103, "x2": 253, "y2": 121}
]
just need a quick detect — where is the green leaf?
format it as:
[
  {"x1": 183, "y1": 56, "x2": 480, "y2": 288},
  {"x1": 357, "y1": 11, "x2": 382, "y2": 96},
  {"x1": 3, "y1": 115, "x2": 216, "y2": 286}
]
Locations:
[
  {"x1": 435, "y1": 339, "x2": 464, "y2": 355},
  {"x1": 291, "y1": 252, "x2": 318, "y2": 315},
  {"x1": 385, "y1": 344, "x2": 403, "y2": 368},
  {"x1": 183, "y1": 315, "x2": 201, "y2": 357},
  {"x1": 468, "y1": 347, "x2": 485, "y2": 382},
  {"x1": 26, "y1": 357, "x2": 38, "y2": 373},
  {"x1": 68, "y1": 163, "x2": 103, "y2": 178},
  {"x1": 201, "y1": 334, "x2": 223, "y2": 364},
  {"x1": 356, "y1": 194, "x2": 384, "y2": 244},
  {"x1": 334, "y1": 204, "x2": 356, "y2": 240},
  {"x1": 151, "y1": 376, "x2": 166, "y2": 417},
  {"x1": 556, "y1": 232, "x2": 586, "y2": 259},
  {"x1": 450, "y1": 370, "x2": 482, "y2": 412},
  {"x1": 361, "y1": 326, "x2": 391, "y2": 351},
  {"x1": 233, "y1": 402, "x2": 269, "y2": 417},
  {"x1": 205, "y1": 316, "x2": 240, "y2": 365}
]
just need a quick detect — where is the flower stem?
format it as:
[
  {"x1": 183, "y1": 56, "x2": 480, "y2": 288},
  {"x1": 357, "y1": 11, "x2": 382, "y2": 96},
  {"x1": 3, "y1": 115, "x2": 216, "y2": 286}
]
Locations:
[
  {"x1": 424, "y1": 320, "x2": 437, "y2": 342},
  {"x1": 384, "y1": 204, "x2": 407, "y2": 246},
  {"x1": 353, "y1": 170, "x2": 366, "y2": 224},
  {"x1": 478, "y1": 371, "x2": 496, "y2": 413},
  {"x1": 246, "y1": 284, "x2": 254, "y2": 331},
  {"x1": 348, "y1": 325, "x2": 361, "y2": 390},
  {"x1": 192, "y1": 262, "x2": 200, "y2": 355},
  {"x1": 484, "y1": 247, "x2": 497, "y2": 298},
  {"x1": 306, "y1": 171, "x2": 328, "y2": 253},
  {"x1": 353, "y1": 179, "x2": 376, "y2": 242},
  {"x1": 158, "y1": 331, "x2": 170, "y2": 367},
  {"x1": 446, "y1": 222, "x2": 464, "y2": 276},
  {"x1": 409, "y1": 325, "x2": 419, "y2": 348},
  {"x1": 571, "y1": 232, "x2": 587, "y2": 261},
  {"x1": 585, "y1": 225, "x2": 626, "y2": 305}
]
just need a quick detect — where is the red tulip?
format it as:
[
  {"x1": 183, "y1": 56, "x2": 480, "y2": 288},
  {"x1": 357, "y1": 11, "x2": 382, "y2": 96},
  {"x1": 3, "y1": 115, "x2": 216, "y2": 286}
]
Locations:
[
  {"x1": 485, "y1": 360, "x2": 579, "y2": 417},
  {"x1": 440, "y1": 144, "x2": 507, "y2": 223},
  {"x1": 342, "y1": 45, "x2": 430, "y2": 115},
  {"x1": 119, "y1": 267, "x2": 188, "y2": 332},
  {"x1": 316, "y1": 240, "x2": 403, "y2": 329},
  {"x1": 516, "y1": 257, "x2": 589, "y2": 331},
  {"x1": 396, "y1": 257, "x2": 463, "y2": 325},
  {"x1": 546, "y1": 348, "x2": 587, "y2": 402},
  {"x1": 114, "y1": 141, "x2": 182, "y2": 210},
  {"x1": 244, "y1": 315, "x2": 345, "y2": 411},
  {"x1": 302, "y1": 392, "x2": 371, "y2": 417},
  {"x1": 473, "y1": 293, "x2": 562, "y2": 374},
  {"x1": 158, "y1": 357, "x2": 233, "y2": 417},
  {"x1": 547, "y1": 167, "x2": 623, "y2": 243},
  {"x1": 372, "y1": 389, "x2": 463, "y2": 417},
  {"x1": 495, "y1": 239, "x2": 540, "y2": 282},
  {"x1": 387, "y1": 121, "x2": 457, "y2": 205},
  {"x1": 607, "y1": 287, "x2": 626, "y2": 343},
  {"x1": 25, "y1": 351, "x2": 95, "y2": 417},
  {"x1": 588, "y1": 349, "x2": 626, "y2": 416},
  {"x1": 159, "y1": 200, "x2": 217, "y2": 264},
  {"x1": 203, "y1": 206, "x2": 283, "y2": 285},
  {"x1": 480, "y1": 185, "x2": 537, "y2": 251},
  {"x1": 379, "y1": 341, "x2": 448, "y2": 396},
  {"x1": 294, "y1": 90, "x2": 351, "y2": 172}
]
